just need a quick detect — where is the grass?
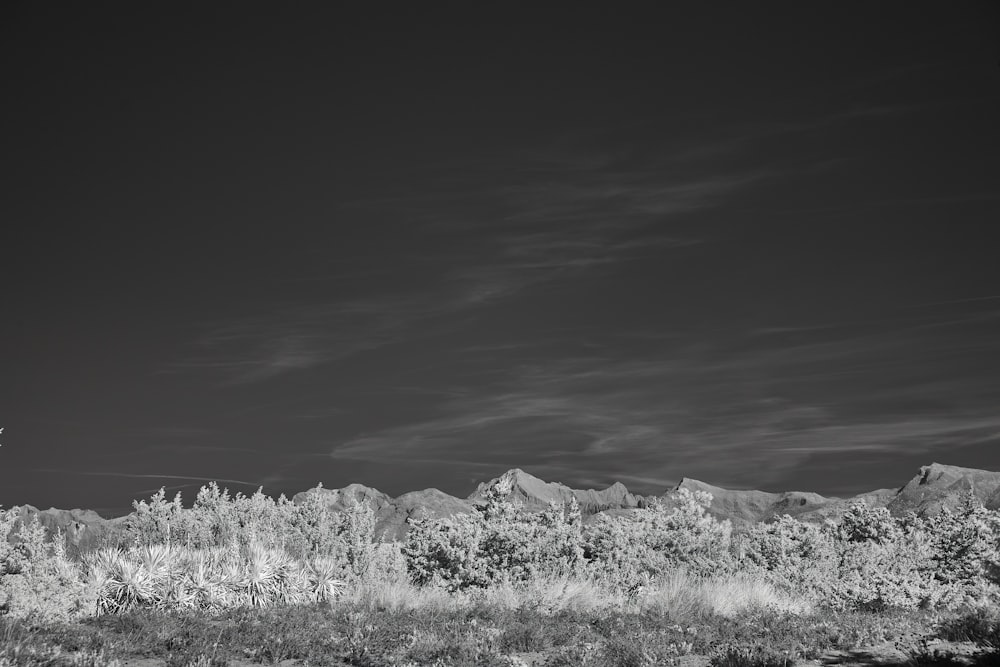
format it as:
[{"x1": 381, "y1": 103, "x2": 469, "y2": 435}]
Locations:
[
  {"x1": 0, "y1": 585, "x2": 975, "y2": 666},
  {"x1": 933, "y1": 606, "x2": 1000, "y2": 647}
]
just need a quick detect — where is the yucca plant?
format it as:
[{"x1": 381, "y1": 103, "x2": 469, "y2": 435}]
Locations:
[
  {"x1": 179, "y1": 549, "x2": 234, "y2": 612},
  {"x1": 86, "y1": 547, "x2": 159, "y2": 614},
  {"x1": 230, "y1": 541, "x2": 299, "y2": 608},
  {"x1": 303, "y1": 555, "x2": 347, "y2": 604},
  {"x1": 160, "y1": 575, "x2": 200, "y2": 611},
  {"x1": 135, "y1": 543, "x2": 175, "y2": 582}
]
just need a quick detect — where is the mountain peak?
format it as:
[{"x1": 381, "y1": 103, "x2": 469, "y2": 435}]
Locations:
[
  {"x1": 675, "y1": 477, "x2": 724, "y2": 493},
  {"x1": 889, "y1": 463, "x2": 1000, "y2": 515},
  {"x1": 917, "y1": 462, "x2": 984, "y2": 484},
  {"x1": 469, "y1": 468, "x2": 570, "y2": 505},
  {"x1": 501, "y1": 467, "x2": 541, "y2": 482},
  {"x1": 291, "y1": 482, "x2": 392, "y2": 510},
  {"x1": 468, "y1": 469, "x2": 647, "y2": 513}
]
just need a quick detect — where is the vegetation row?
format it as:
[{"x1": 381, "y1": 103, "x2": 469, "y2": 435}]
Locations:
[{"x1": 2, "y1": 478, "x2": 1000, "y2": 665}]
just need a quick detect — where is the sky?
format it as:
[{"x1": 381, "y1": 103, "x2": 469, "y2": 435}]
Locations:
[{"x1": 3, "y1": 3, "x2": 1000, "y2": 517}]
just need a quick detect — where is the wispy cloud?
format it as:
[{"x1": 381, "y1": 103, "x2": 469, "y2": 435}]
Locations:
[
  {"x1": 431, "y1": 168, "x2": 768, "y2": 307},
  {"x1": 167, "y1": 153, "x2": 764, "y2": 384},
  {"x1": 34, "y1": 469, "x2": 262, "y2": 488},
  {"x1": 324, "y1": 306, "x2": 1000, "y2": 493},
  {"x1": 162, "y1": 293, "x2": 442, "y2": 384}
]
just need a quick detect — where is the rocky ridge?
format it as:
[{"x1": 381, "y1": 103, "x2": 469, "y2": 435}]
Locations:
[{"x1": 9, "y1": 462, "x2": 1000, "y2": 545}]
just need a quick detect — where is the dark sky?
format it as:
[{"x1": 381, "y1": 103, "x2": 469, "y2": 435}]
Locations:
[{"x1": 3, "y1": 3, "x2": 1000, "y2": 516}]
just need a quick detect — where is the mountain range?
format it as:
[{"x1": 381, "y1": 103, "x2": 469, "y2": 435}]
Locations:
[{"x1": 11, "y1": 462, "x2": 1000, "y2": 549}]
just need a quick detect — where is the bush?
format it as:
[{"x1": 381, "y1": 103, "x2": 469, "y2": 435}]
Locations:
[
  {"x1": 402, "y1": 477, "x2": 585, "y2": 591},
  {"x1": 836, "y1": 500, "x2": 901, "y2": 545},
  {"x1": 921, "y1": 493, "x2": 1000, "y2": 601},
  {"x1": 737, "y1": 515, "x2": 836, "y2": 594},
  {"x1": 1, "y1": 512, "x2": 98, "y2": 622},
  {"x1": 101, "y1": 483, "x2": 379, "y2": 582},
  {"x1": 824, "y1": 536, "x2": 953, "y2": 611},
  {"x1": 583, "y1": 488, "x2": 733, "y2": 586}
]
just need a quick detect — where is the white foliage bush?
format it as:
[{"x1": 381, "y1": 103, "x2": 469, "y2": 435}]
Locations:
[
  {"x1": 917, "y1": 493, "x2": 1000, "y2": 604},
  {"x1": 737, "y1": 498, "x2": 1000, "y2": 611},
  {"x1": 737, "y1": 514, "x2": 836, "y2": 595},
  {"x1": 582, "y1": 488, "x2": 733, "y2": 587},
  {"x1": 836, "y1": 500, "x2": 901, "y2": 544},
  {"x1": 824, "y1": 533, "x2": 958, "y2": 611},
  {"x1": 110, "y1": 482, "x2": 378, "y2": 574},
  {"x1": 402, "y1": 478, "x2": 584, "y2": 591},
  {"x1": 1, "y1": 509, "x2": 97, "y2": 622}
]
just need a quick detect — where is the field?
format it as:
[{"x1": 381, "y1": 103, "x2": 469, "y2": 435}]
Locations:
[{"x1": 2, "y1": 479, "x2": 1000, "y2": 666}]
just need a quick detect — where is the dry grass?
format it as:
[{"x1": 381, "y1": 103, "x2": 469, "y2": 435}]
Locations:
[
  {"x1": 328, "y1": 567, "x2": 805, "y2": 624},
  {"x1": 644, "y1": 569, "x2": 811, "y2": 619},
  {"x1": 340, "y1": 576, "x2": 458, "y2": 613}
]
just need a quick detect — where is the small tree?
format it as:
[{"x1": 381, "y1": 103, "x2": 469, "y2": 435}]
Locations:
[
  {"x1": 584, "y1": 488, "x2": 732, "y2": 584},
  {"x1": 231, "y1": 488, "x2": 295, "y2": 550},
  {"x1": 187, "y1": 482, "x2": 239, "y2": 548},
  {"x1": 286, "y1": 484, "x2": 345, "y2": 559},
  {"x1": 126, "y1": 488, "x2": 185, "y2": 547},
  {"x1": 921, "y1": 492, "x2": 1000, "y2": 603},
  {"x1": 338, "y1": 495, "x2": 378, "y2": 579},
  {"x1": 0, "y1": 513, "x2": 96, "y2": 621},
  {"x1": 402, "y1": 513, "x2": 486, "y2": 591},
  {"x1": 401, "y1": 478, "x2": 587, "y2": 590},
  {"x1": 738, "y1": 514, "x2": 836, "y2": 594},
  {"x1": 835, "y1": 500, "x2": 900, "y2": 544}
]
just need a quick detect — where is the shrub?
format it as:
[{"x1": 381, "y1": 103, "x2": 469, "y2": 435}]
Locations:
[
  {"x1": 282, "y1": 488, "x2": 378, "y2": 576},
  {"x1": 921, "y1": 493, "x2": 1000, "y2": 602},
  {"x1": 338, "y1": 495, "x2": 379, "y2": 579},
  {"x1": 402, "y1": 478, "x2": 585, "y2": 591},
  {"x1": 583, "y1": 488, "x2": 733, "y2": 586},
  {"x1": 102, "y1": 482, "x2": 379, "y2": 584},
  {"x1": 0, "y1": 514, "x2": 97, "y2": 622},
  {"x1": 737, "y1": 515, "x2": 836, "y2": 594},
  {"x1": 824, "y1": 536, "x2": 950, "y2": 611},
  {"x1": 835, "y1": 500, "x2": 901, "y2": 545},
  {"x1": 0, "y1": 508, "x2": 21, "y2": 576},
  {"x1": 403, "y1": 511, "x2": 489, "y2": 591},
  {"x1": 122, "y1": 488, "x2": 187, "y2": 548},
  {"x1": 736, "y1": 499, "x2": 1000, "y2": 612}
]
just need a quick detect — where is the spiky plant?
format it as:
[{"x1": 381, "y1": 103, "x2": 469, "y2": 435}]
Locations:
[
  {"x1": 135, "y1": 543, "x2": 174, "y2": 583},
  {"x1": 86, "y1": 548, "x2": 159, "y2": 614},
  {"x1": 180, "y1": 549, "x2": 233, "y2": 612},
  {"x1": 160, "y1": 574, "x2": 200, "y2": 611},
  {"x1": 230, "y1": 542, "x2": 298, "y2": 608},
  {"x1": 304, "y1": 555, "x2": 347, "y2": 604},
  {"x1": 84, "y1": 547, "x2": 123, "y2": 614}
]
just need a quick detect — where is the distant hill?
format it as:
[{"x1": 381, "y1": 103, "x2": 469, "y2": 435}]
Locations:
[
  {"x1": 9, "y1": 506, "x2": 127, "y2": 553},
  {"x1": 468, "y1": 468, "x2": 649, "y2": 514},
  {"x1": 291, "y1": 483, "x2": 474, "y2": 540},
  {"x1": 8, "y1": 462, "x2": 1000, "y2": 545},
  {"x1": 661, "y1": 477, "x2": 898, "y2": 529},
  {"x1": 886, "y1": 462, "x2": 1000, "y2": 516}
]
